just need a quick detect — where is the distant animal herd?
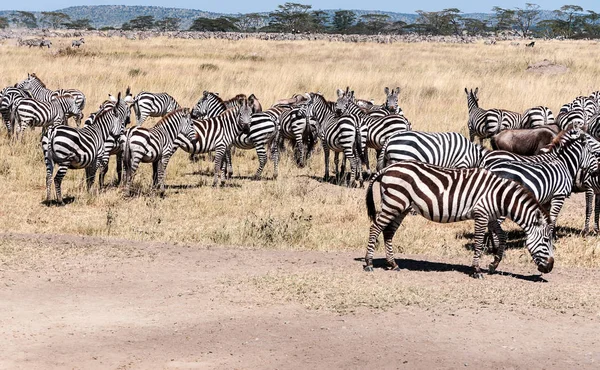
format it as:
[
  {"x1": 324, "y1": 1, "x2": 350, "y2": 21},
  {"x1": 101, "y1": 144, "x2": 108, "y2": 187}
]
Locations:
[{"x1": 2, "y1": 72, "x2": 600, "y2": 278}]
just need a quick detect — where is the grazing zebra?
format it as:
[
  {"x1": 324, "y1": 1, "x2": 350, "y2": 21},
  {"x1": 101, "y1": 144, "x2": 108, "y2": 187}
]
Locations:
[
  {"x1": 192, "y1": 91, "x2": 282, "y2": 178},
  {"x1": 130, "y1": 91, "x2": 181, "y2": 126},
  {"x1": 482, "y1": 127, "x2": 598, "y2": 236},
  {"x1": 178, "y1": 101, "x2": 253, "y2": 186},
  {"x1": 42, "y1": 93, "x2": 128, "y2": 205},
  {"x1": 300, "y1": 92, "x2": 362, "y2": 186},
  {"x1": 11, "y1": 95, "x2": 83, "y2": 140},
  {"x1": 71, "y1": 38, "x2": 85, "y2": 48},
  {"x1": 364, "y1": 161, "x2": 554, "y2": 277},
  {"x1": 0, "y1": 87, "x2": 31, "y2": 134},
  {"x1": 123, "y1": 108, "x2": 196, "y2": 195},
  {"x1": 465, "y1": 88, "x2": 521, "y2": 143},
  {"x1": 335, "y1": 87, "x2": 411, "y2": 171},
  {"x1": 520, "y1": 106, "x2": 555, "y2": 128},
  {"x1": 377, "y1": 131, "x2": 488, "y2": 171}
]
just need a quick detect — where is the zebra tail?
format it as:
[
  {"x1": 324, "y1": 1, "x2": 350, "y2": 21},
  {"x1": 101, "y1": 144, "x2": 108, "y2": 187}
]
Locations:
[
  {"x1": 376, "y1": 136, "x2": 391, "y2": 171},
  {"x1": 132, "y1": 98, "x2": 141, "y2": 123},
  {"x1": 123, "y1": 130, "x2": 132, "y2": 179},
  {"x1": 490, "y1": 135, "x2": 498, "y2": 150},
  {"x1": 303, "y1": 120, "x2": 316, "y2": 157},
  {"x1": 9, "y1": 105, "x2": 19, "y2": 136},
  {"x1": 366, "y1": 168, "x2": 386, "y2": 223}
]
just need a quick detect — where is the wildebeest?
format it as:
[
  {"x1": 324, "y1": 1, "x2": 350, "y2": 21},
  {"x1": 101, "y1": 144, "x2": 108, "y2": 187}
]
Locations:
[
  {"x1": 526, "y1": 41, "x2": 535, "y2": 47},
  {"x1": 490, "y1": 125, "x2": 560, "y2": 155}
]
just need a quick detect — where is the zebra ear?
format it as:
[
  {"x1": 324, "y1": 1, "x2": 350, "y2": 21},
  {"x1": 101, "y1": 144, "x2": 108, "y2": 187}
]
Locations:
[
  {"x1": 532, "y1": 209, "x2": 544, "y2": 227},
  {"x1": 464, "y1": 88, "x2": 469, "y2": 95},
  {"x1": 108, "y1": 94, "x2": 117, "y2": 102},
  {"x1": 203, "y1": 90, "x2": 208, "y2": 97},
  {"x1": 395, "y1": 87, "x2": 400, "y2": 95},
  {"x1": 474, "y1": 87, "x2": 479, "y2": 96},
  {"x1": 336, "y1": 89, "x2": 344, "y2": 98},
  {"x1": 384, "y1": 87, "x2": 390, "y2": 95}
]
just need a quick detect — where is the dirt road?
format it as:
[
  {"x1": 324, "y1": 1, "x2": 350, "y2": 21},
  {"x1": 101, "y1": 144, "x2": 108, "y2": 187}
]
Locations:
[{"x1": 1, "y1": 233, "x2": 598, "y2": 369}]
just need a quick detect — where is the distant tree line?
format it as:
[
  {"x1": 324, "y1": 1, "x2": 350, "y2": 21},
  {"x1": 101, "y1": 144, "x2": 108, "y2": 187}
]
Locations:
[{"x1": 2, "y1": 2, "x2": 600, "y2": 39}]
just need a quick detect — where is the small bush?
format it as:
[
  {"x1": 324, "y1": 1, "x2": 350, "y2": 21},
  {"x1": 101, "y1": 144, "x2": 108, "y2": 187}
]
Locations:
[
  {"x1": 200, "y1": 63, "x2": 218, "y2": 71},
  {"x1": 52, "y1": 47, "x2": 97, "y2": 58},
  {"x1": 230, "y1": 53, "x2": 265, "y2": 62},
  {"x1": 128, "y1": 68, "x2": 146, "y2": 77}
]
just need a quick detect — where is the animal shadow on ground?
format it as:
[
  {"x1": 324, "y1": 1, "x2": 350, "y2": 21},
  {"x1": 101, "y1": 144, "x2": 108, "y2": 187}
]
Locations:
[
  {"x1": 353, "y1": 257, "x2": 547, "y2": 282},
  {"x1": 297, "y1": 174, "x2": 363, "y2": 186},
  {"x1": 459, "y1": 225, "x2": 584, "y2": 251},
  {"x1": 41, "y1": 196, "x2": 75, "y2": 207}
]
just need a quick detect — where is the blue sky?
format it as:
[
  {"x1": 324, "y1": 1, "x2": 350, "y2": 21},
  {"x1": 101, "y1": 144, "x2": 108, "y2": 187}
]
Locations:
[{"x1": 0, "y1": 1, "x2": 597, "y2": 14}]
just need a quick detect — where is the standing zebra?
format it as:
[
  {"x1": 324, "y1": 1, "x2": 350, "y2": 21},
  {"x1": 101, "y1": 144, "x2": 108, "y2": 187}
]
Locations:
[
  {"x1": 465, "y1": 88, "x2": 521, "y2": 143},
  {"x1": 0, "y1": 87, "x2": 31, "y2": 134},
  {"x1": 278, "y1": 103, "x2": 318, "y2": 167},
  {"x1": 11, "y1": 95, "x2": 83, "y2": 140},
  {"x1": 335, "y1": 87, "x2": 411, "y2": 171},
  {"x1": 519, "y1": 106, "x2": 555, "y2": 128},
  {"x1": 71, "y1": 38, "x2": 85, "y2": 48},
  {"x1": 300, "y1": 92, "x2": 362, "y2": 187},
  {"x1": 123, "y1": 108, "x2": 196, "y2": 195},
  {"x1": 482, "y1": 127, "x2": 598, "y2": 236},
  {"x1": 42, "y1": 93, "x2": 128, "y2": 205},
  {"x1": 192, "y1": 91, "x2": 282, "y2": 178},
  {"x1": 365, "y1": 161, "x2": 554, "y2": 277},
  {"x1": 377, "y1": 131, "x2": 488, "y2": 171},
  {"x1": 130, "y1": 91, "x2": 181, "y2": 126},
  {"x1": 178, "y1": 101, "x2": 253, "y2": 186}
]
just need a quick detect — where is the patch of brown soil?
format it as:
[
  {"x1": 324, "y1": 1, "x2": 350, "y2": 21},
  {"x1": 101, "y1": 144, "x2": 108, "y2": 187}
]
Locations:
[{"x1": 526, "y1": 59, "x2": 569, "y2": 75}]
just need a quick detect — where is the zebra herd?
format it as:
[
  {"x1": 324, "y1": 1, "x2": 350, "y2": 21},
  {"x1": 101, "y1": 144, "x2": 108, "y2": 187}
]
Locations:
[{"x1": 2, "y1": 73, "x2": 600, "y2": 278}]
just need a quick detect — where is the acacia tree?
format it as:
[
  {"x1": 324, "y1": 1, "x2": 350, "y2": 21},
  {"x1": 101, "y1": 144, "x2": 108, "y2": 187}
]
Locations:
[
  {"x1": 416, "y1": 8, "x2": 462, "y2": 35},
  {"x1": 40, "y1": 12, "x2": 70, "y2": 29},
  {"x1": 11, "y1": 11, "x2": 38, "y2": 28},
  {"x1": 269, "y1": 2, "x2": 313, "y2": 33},
  {"x1": 514, "y1": 3, "x2": 541, "y2": 37},
  {"x1": 122, "y1": 15, "x2": 155, "y2": 31},
  {"x1": 491, "y1": 6, "x2": 516, "y2": 32},
  {"x1": 554, "y1": 5, "x2": 584, "y2": 37},
  {"x1": 63, "y1": 18, "x2": 93, "y2": 30},
  {"x1": 154, "y1": 17, "x2": 181, "y2": 31},
  {"x1": 189, "y1": 17, "x2": 239, "y2": 32},
  {"x1": 236, "y1": 13, "x2": 267, "y2": 32},
  {"x1": 332, "y1": 10, "x2": 356, "y2": 34}
]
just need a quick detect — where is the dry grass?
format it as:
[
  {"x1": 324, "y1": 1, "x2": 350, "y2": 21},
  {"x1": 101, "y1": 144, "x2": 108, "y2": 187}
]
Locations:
[{"x1": 0, "y1": 37, "x2": 599, "y2": 273}]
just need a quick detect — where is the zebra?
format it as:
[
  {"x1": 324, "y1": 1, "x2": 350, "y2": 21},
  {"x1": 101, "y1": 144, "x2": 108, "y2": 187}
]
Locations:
[
  {"x1": 556, "y1": 107, "x2": 586, "y2": 130},
  {"x1": 191, "y1": 91, "x2": 262, "y2": 118},
  {"x1": 39, "y1": 40, "x2": 52, "y2": 48},
  {"x1": 178, "y1": 101, "x2": 253, "y2": 186},
  {"x1": 42, "y1": 93, "x2": 128, "y2": 205},
  {"x1": 123, "y1": 108, "x2": 196, "y2": 195},
  {"x1": 519, "y1": 106, "x2": 555, "y2": 128},
  {"x1": 17, "y1": 74, "x2": 86, "y2": 124},
  {"x1": 224, "y1": 93, "x2": 262, "y2": 113},
  {"x1": 465, "y1": 88, "x2": 521, "y2": 143},
  {"x1": 71, "y1": 38, "x2": 85, "y2": 48},
  {"x1": 278, "y1": 102, "x2": 320, "y2": 167},
  {"x1": 130, "y1": 91, "x2": 181, "y2": 126},
  {"x1": 11, "y1": 95, "x2": 83, "y2": 140},
  {"x1": 335, "y1": 87, "x2": 411, "y2": 172},
  {"x1": 192, "y1": 91, "x2": 282, "y2": 178},
  {"x1": 482, "y1": 127, "x2": 598, "y2": 236},
  {"x1": 364, "y1": 161, "x2": 554, "y2": 278},
  {"x1": 299, "y1": 92, "x2": 362, "y2": 187},
  {"x1": 572, "y1": 95, "x2": 598, "y2": 119},
  {"x1": 377, "y1": 131, "x2": 488, "y2": 171},
  {"x1": 0, "y1": 87, "x2": 31, "y2": 134}
]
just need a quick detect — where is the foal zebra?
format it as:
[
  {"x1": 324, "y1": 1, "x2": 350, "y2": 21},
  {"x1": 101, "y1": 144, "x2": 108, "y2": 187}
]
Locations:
[
  {"x1": 178, "y1": 101, "x2": 253, "y2": 186},
  {"x1": 377, "y1": 131, "x2": 488, "y2": 171},
  {"x1": 123, "y1": 108, "x2": 196, "y2": 195},
  {"x1": 42, "y1": 93, "x2": 128, "y2": 205},
  {"x1": 300, "y1": 92, "x2": 362, "y2": 186},
  {"x1": 365, "y1": 161, "x2": 554, "y2": 277},
  {"x1": 11, "y1": 95, "x2": 83, "y2": 140},
  {"x1": 130, "y1": 91, "x2": 181, "y2": 126},
  {"x1": 482, "y1": 127, "x2": 598, "y2": 236}
]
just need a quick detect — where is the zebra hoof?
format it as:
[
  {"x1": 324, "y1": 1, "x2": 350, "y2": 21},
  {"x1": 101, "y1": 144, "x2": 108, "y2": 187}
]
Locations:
[
  {"x1": 472, "y1": 272, "x2": 484, "y2": 279},
  {"x1": 363, "y1": 265, "x2": 374, "y2": 272},
  {"x1": 488, "y1": 264, "x2": 497, "y2": 274},
  {"x1": 392, "y1": 266, "x2": 401, "y2": 272}
]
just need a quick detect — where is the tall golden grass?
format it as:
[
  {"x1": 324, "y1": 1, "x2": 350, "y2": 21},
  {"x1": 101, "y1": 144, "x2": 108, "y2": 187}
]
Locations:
[{"x1": 0, "y1": 37, "x2": 599, "y2": 270}]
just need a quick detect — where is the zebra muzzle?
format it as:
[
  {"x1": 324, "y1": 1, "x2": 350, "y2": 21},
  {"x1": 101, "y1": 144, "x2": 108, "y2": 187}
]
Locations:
[{"x1": 537, "y1": 257, "x2": 554, "y2": 273}]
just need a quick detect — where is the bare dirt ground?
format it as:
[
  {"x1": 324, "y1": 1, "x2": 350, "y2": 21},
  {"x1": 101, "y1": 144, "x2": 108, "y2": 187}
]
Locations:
[{"x1": 1, "y1": 232, "x2": 599, "y2": 370}]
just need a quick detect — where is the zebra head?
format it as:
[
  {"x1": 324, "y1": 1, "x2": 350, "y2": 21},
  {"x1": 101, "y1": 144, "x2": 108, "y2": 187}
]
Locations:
[
  {"x1": 236, "y1": 99, "x2": 253, "y2": 135},
  {"x1": 335, "y1": 87, "x2": 354, "y2": 117},
  {"x1": 384, "y1": 87, "x2": 400, "y2": 114},
  {"x1": 525, "y1": 209, "x2": 554, "y2": 274},
  {"x1": 192, "y1": 91, "x2": 217, "y2": 119},
  {"x1": 465, "y1": 87, "x2": 480, "y2": 141},
  {"x1": 178, "y1": 108, "x2": 197, "y2": 143},
  {"x1": 248, "y1": 94, "x2": 262, "y2": 113},
  {"x1": 109, "y1": 92, "x2": 132, "y2": 128}
]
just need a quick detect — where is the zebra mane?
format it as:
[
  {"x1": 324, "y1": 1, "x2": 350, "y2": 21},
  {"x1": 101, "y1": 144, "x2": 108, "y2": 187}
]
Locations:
[
  {"x1": 227, "y1": 93, "x2": 247, "y2": 102},
  {"x1": 545, "y1": 128, "x2": 583, "y2": 153},
  {"x1": 157, "y1": 107, "x2": 188, "y2": 123},
  {"x1": 29, "y1": 73, "x2": 46, "y2": 88}
]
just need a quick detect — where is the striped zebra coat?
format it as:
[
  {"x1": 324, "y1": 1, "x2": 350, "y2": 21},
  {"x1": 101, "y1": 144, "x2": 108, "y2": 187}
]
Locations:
[
  {"x1": 131, "y1": 90, "x2": 181, "y2": 126},
  {"x1": 465, "y1": 87, "x2": 521, "y2": 143},
  {"x1": 192, "y1": 91, "x2": 281, "y2": 179},
  {"x1": 123, "y1": 108, "x2": 196, "y2": 194},
  {"x1": 377, "y1": 131, "x2": 488, "y2": 171},
  {"x1": 301, "y1": 92, "x2": 362, "y2": 187},
  {"x1": 11, "y1": 96, "x2": 83, "y2": 140},
  {"x1": 179, "y1": 102, "x2": 253, "y2": 186},
  {"x1": 365, "y1": 161, "x2": 554, "y2": 277},
  {"x1": 519, "y1": 106, "x2": 555, "y2": 128},
  {"x1": 278, "y1": 104, "x2": 319, "y2": 167},
  {"x1": 482, "y1": 128, "x2": 598, "y2": 236},
  {"x1": 42, "y1": 93, "x2": 128, "y2": 205},
  {"x1": 0, "y1": 87, "x2": 30, "y2": 134}
]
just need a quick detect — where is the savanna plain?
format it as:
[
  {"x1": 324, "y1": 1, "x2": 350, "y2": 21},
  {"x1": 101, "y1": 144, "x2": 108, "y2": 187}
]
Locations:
[{"x1": 1, "y1": 37, "x2": 600, "y2": 369}]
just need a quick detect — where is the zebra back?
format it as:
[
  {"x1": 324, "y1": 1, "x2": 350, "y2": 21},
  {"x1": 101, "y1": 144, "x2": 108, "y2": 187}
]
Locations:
[{"x1": 16, "y1": 73, "x2": 54, "y2": 102}]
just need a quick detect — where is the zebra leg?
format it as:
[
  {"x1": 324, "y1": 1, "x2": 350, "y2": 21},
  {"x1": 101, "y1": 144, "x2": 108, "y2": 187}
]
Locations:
[
  {"x1": 323, "y1": 146, "x2": 330, "y2": 182},
  {"x1": 152, "y1": 160, "x2": 159, "y2": 187},
  {"x1": 487, "y1": 220, "x2": 507, "y2": 274},
  {"x1": 86, "y1": 165, "x2": 97, "y2": 192},
  {"x1": 253, "y1": 145, "x2": 267, "y2": 180},
  {"x1": 116, "y1": 152, "x2": 123, "y2": 185},
  {"x1": 124, "y1": 155, "x2": 141, "y2": 195},
  {"x1": 548, "y1": 195, "x2": 566, "y2": 239},
  {"x1": 54, "y1": 165, "x2": 69, "y2": 205},
  {"x1": 594, "y1": 194, "x2": 600, "y2": 234},
  {"x1": 334, "y1": 152, "x2": 342, "y2": 184},
  {"x1": 583, "y1": 188, "x2": 594, "y2": 235},
  {"x1": 365, "y1": 206, "x2": 408, "y2": 271},
  {"x1": 98, "y1": 157, "x2": 110, "y2": 189},
  {"x1": 213, "y1": 147, "x2": 226, "y2": 186},
  {"x1": 44, "y1": 154, "x2": 54, "y2": 203},
  {"x1": 226, "y1": 149, "x2": 233, "y2": 180},
  {"x1": 382, "y1": 215, "x2": 407, "y2": 270},
  {"x1": 471, "y1": 214, "x2": 489, "y2": 279},
  {"x1": 270, "y1": 139, "x2": 280, "y2": 180},
  {"x1": 158, "y1": 155, "x2": 172, "y2": 194}
]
